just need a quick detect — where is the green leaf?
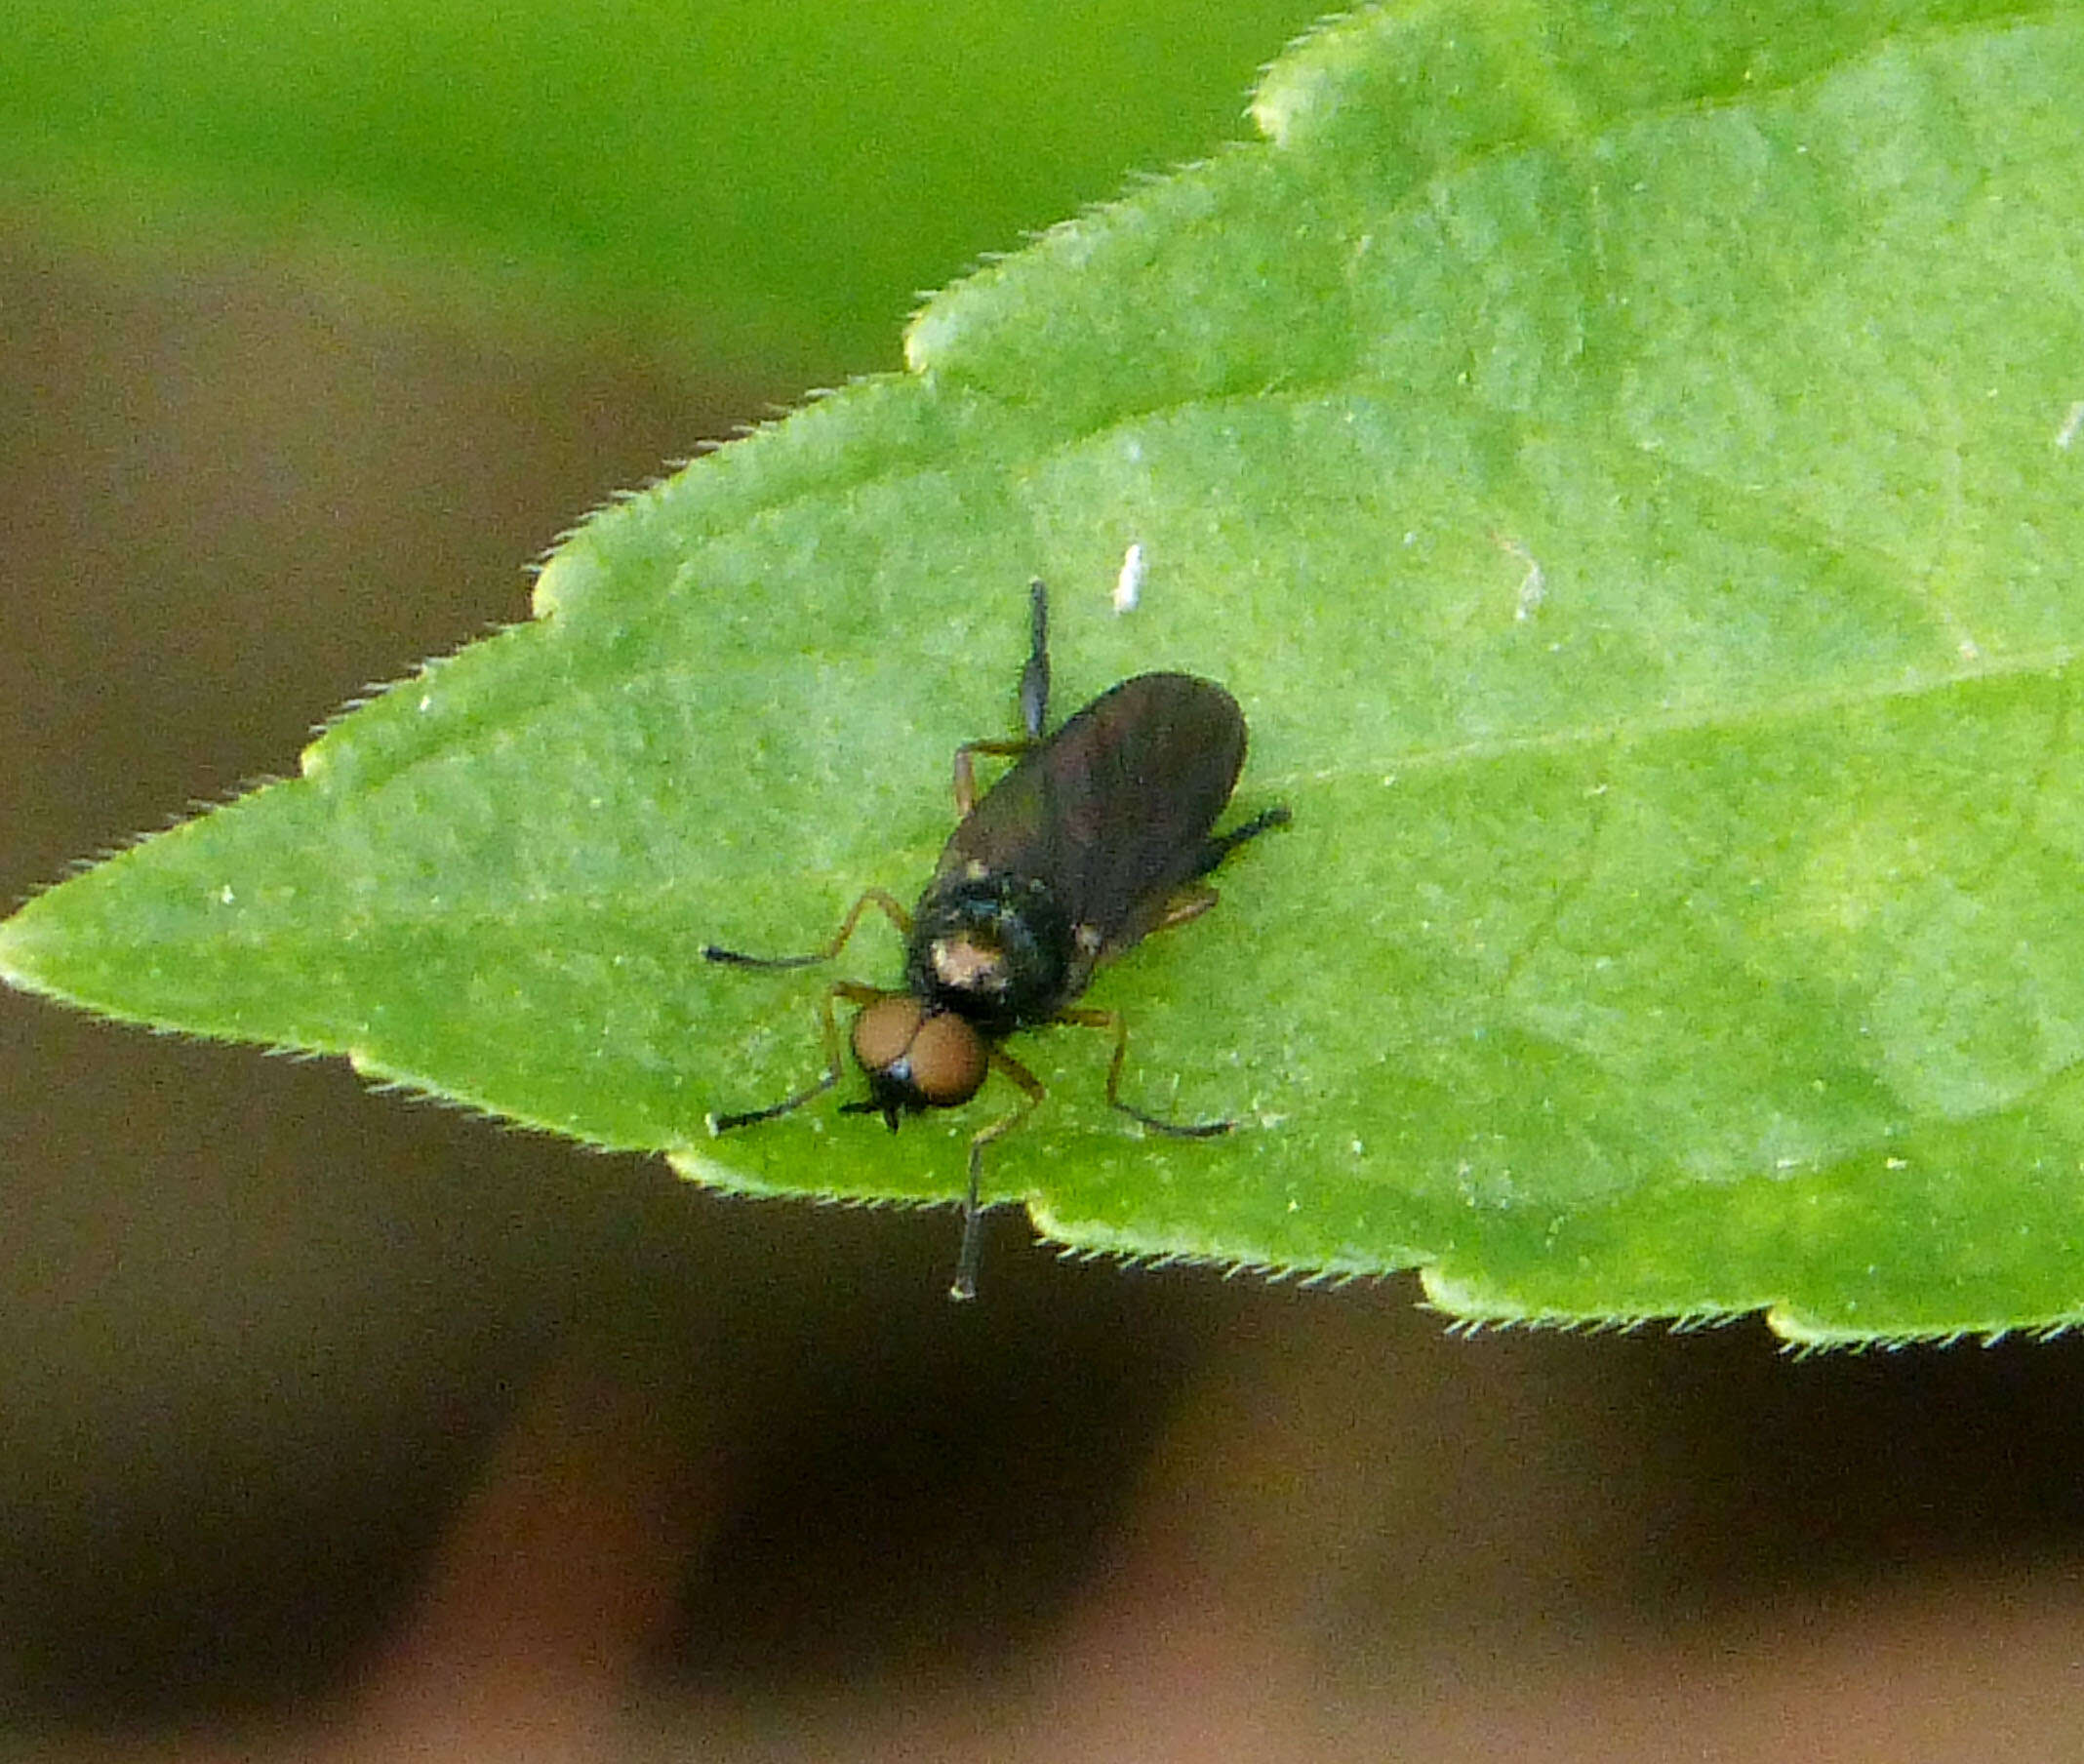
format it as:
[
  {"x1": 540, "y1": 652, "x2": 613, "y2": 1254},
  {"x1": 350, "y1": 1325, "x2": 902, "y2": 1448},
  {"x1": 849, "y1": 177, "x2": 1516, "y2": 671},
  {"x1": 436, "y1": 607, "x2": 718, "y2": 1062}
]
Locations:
[
  {"x1": 0, "y1": 0, "x2": 1326, "y2": 374},
  {"x1": 9, "y1": 0, "x2": 2084, "y2": 1343}
]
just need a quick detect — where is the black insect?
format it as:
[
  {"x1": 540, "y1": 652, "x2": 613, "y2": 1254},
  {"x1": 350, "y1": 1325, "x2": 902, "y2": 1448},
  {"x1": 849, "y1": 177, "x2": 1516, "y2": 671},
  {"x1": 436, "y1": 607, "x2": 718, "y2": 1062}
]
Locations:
[{"x1": 702, "y1": 581, "x2": 1289, "y2": 1299}]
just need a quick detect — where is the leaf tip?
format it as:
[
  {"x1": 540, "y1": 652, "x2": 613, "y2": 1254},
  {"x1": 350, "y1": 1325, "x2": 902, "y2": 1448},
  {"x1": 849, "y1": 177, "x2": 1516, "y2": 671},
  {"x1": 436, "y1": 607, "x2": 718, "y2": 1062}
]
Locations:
[
  {"x1": 1246, "y1": 68, "x2": 1307, "y2": 150},
  {"x1": 1246, "y1": 6, "x2": 1378, "y2": 149},
  {"x1": 0, "y1": 916, "x2": 37, "y2": 995},
  {"x1": 902, "y1": 301, "x2": 958, "y2": 377},
  {"x1": 531, "y1": 545, "x2": 591, "y2": 620},
  {"x1": 0, "y1": 883, "x2": 75, "y2": 1002}
]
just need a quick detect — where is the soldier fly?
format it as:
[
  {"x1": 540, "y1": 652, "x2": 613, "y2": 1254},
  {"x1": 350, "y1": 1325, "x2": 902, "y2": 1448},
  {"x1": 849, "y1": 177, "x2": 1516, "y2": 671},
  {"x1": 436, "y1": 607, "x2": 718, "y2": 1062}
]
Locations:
[{"x1": 703, "y1": 581, "x2": 1289, "y2": 1299}]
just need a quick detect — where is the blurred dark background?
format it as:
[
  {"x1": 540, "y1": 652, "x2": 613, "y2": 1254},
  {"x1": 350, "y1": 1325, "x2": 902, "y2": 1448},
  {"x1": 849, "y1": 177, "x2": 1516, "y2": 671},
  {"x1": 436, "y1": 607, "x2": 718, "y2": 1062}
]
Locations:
[{"x1": 8, "y1": 220, "x2": 2084, "y2": 1762}]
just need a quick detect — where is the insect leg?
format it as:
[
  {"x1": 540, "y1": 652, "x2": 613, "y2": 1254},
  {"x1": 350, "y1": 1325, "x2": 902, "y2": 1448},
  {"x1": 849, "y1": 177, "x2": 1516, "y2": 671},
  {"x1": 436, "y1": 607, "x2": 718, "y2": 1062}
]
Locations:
[
  {"x1": 949, "y1": 1047, "x2": 1047, "y2": 1302},
  {"x1": 701, "y1": 888, "x2": 912, "y2": 969},
  {"x1": 1099, "y1": 813, "x2": 1292, "y2": 961},
  {"x1": 1146, "y1": 881, "x2": 1221, "y2": 938},
  {"x1": 1192, "y1": 804, "x2": 1292, "y2": 878},
  {"x1": 707, "y1": 979, "x2": 888, "y2": 1132},
  {"x1": 949, "y1": 580, "x2": 1052, "y2": 815},
  {"x1": 1019, "y1": 577, "x2": 1051, "y2": 739},
  {"x1": 1058, "y1": 1007, "x2": 1234, "y2": 1139},
  {"x1": 951, "y1": 738, "x2": 1034, "y2": 819}
]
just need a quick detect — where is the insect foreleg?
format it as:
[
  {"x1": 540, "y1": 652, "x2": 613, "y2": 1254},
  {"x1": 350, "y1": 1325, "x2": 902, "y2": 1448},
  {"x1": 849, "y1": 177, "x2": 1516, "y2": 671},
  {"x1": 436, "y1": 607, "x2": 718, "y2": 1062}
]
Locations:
[
  {"x1": 948, "y1": 1048, "x2": 1047, "y2": 1302},
  {"x1": 706, "y1": 979, "x2": 888, "y2": 1133},
  {"x1": 701, "y1": 888, "x2": 912, "y2": 969}
]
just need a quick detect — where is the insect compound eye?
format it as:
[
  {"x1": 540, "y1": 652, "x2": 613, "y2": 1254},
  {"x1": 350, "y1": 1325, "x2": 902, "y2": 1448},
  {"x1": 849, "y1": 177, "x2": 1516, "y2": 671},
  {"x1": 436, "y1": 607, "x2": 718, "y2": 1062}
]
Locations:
[
  {"x1": 851, "y1": 995, "x2": 926, "y2": 1077},
  {"x1": 903, "y1": 1011, "x2": 987, "y2": 1107},
  {"x1": 849, "y1": 995, "x2": 987, "y2": 1111}
]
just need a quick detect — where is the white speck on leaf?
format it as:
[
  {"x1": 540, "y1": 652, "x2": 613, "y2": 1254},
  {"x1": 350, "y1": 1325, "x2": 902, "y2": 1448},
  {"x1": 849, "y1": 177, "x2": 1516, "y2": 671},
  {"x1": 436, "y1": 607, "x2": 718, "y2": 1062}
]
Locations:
[
  {"x1": 1500, "y1": 536, "x2": 1545, "y2": 621},
  {"x1": 1114, "y1": 541, "x2": 1144, "y2": 614}
]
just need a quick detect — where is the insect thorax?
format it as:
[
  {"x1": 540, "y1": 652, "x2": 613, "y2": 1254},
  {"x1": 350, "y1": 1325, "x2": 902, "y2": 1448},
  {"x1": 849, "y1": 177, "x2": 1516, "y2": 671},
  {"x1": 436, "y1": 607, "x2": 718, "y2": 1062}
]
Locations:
[{"x1": 906, "y1": 868, "x2": 1075, "y2": 1036}]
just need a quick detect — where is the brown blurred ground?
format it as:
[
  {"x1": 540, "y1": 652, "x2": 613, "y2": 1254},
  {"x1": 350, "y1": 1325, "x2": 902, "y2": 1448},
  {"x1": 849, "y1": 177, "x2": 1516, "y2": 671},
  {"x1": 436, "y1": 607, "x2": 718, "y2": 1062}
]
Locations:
[{"x1": 6, "y1": 220, "x2": 2084, "y2": 1762}]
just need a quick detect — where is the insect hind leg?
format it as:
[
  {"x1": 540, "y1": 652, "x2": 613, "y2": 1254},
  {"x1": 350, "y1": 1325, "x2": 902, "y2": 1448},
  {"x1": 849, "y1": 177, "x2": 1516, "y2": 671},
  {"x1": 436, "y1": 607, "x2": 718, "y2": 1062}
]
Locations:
[
  {"x1": 950, "y1": 580, "x2": 1055, "y2": 816},
  {"x1": 1019, "y1": 577, "x2": 1050, "y2": 739},
  {"x1": 1192, "y1": 804, "x2": 1291, "y2": 878},
  {"x1": 1059, "y1": 1007, "x2": 1235, "y2": 1140}
]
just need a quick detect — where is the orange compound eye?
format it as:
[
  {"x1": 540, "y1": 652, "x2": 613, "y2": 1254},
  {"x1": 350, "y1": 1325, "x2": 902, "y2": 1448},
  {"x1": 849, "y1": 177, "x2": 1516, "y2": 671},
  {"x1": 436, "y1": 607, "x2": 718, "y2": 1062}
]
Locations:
[
  {"x1": 850, "y1": 995, "x2": 924, "y2": 1076},
  {"x1": 849, "y1": 995, "x2": 986, "y2": 1109},
  {"x1": 904, "y1": 1011, "x2": 987, "y2": 1107}
]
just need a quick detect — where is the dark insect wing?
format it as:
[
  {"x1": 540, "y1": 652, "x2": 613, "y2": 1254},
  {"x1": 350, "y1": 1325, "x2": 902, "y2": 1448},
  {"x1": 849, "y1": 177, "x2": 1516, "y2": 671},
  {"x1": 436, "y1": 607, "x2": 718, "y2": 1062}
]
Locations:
[{"x1": 938, "y1": 672, "x2": 1247, "y2": 954}]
